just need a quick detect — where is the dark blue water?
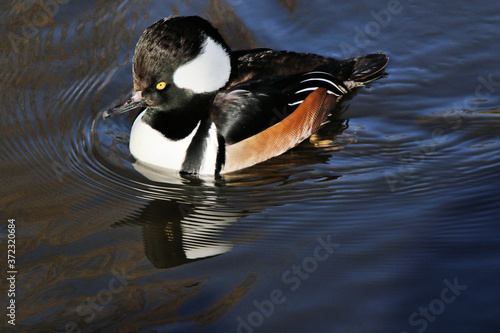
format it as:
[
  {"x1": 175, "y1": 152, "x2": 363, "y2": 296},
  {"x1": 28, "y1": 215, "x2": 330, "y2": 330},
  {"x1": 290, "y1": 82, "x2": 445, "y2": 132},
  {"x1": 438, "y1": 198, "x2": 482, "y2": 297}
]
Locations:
[{"x1": 1, "y1": 0, "x2": 500, "y2": 332}]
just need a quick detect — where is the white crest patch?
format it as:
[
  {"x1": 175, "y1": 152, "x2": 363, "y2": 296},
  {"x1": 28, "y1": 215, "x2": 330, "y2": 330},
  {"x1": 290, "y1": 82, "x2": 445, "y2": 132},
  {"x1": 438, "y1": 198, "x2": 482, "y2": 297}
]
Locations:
[{"x1": 173, "y1": 36, "x2": 231, "y2": 93}]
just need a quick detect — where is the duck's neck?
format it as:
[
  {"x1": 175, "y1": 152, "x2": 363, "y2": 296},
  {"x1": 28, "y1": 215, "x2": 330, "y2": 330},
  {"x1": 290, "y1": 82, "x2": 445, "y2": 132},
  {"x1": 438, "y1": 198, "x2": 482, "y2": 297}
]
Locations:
[{"x1": 141, "y1": 94, "x2": 215, "y2": 140}]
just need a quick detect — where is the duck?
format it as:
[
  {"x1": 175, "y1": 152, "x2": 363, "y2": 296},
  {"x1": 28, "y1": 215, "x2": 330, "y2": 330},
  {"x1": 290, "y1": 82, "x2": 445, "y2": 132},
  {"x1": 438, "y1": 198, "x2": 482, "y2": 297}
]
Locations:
[{"x1": 104, "y1": 15, "x2": 388, "y2": 176}]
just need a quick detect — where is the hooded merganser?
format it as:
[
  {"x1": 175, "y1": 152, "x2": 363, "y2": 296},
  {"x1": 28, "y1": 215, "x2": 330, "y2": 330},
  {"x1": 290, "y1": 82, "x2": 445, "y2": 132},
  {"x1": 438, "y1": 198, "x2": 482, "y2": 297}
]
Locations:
[{"x1": 104, "y1": 16, "x2": 388, "y2": 176}]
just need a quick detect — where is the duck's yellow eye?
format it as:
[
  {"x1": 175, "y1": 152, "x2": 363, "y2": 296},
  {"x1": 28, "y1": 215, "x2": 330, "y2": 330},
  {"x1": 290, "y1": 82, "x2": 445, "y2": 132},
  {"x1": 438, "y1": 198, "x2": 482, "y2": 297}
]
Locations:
[{"x1": 156, "y1": 81, "x2": 167, "y2": 90}]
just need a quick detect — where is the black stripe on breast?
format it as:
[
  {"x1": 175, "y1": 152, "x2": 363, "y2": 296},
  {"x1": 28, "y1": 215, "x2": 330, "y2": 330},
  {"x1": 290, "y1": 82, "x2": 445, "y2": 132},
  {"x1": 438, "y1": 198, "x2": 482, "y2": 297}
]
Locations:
[
  {"x1": 215, "y1": 134, "x2": 226, "y2": 175},
  {"x1": 181, "y1": 117, "x2": 213, "y2": 175}
]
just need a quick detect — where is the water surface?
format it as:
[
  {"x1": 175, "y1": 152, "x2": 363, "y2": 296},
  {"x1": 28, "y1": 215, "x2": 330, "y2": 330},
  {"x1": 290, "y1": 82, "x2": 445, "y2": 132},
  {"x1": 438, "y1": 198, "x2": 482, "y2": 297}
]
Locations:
[{"x1": 1, "y1": 0, "x2": 500, "y2": 332}]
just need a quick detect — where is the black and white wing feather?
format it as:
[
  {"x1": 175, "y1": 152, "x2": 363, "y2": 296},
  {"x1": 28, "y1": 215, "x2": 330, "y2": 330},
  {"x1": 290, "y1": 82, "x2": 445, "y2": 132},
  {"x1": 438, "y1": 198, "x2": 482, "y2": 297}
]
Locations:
[{"x1": 212, "y1": 71, "x2": 349, "y2": 145}]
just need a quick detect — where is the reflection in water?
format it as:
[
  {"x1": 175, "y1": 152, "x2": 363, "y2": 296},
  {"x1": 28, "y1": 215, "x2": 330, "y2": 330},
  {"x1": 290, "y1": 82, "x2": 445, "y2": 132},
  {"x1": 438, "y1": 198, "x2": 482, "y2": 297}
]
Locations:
[{"x1": 113, "y1": 198, "x2": 240, "y2": 269}]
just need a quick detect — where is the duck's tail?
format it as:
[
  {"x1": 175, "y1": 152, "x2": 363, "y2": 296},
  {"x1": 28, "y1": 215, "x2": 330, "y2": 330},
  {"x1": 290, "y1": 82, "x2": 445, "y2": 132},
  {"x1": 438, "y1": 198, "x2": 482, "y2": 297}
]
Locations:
[{"x1": 342, "y1": 52, "x2": 389, "y2": 89}]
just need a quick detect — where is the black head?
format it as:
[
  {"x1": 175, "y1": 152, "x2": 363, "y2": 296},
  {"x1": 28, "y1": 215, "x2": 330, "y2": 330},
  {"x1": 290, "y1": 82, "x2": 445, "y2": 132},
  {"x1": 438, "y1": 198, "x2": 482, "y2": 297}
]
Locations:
[{"x1": 132, "y1": 16, "x2": 232, "y2": 112}]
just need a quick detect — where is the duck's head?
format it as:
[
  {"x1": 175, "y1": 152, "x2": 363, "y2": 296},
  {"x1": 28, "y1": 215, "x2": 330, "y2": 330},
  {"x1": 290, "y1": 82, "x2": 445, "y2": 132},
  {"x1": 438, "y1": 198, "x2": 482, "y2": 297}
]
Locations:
[{"x1": 104, "y1": 16, "x2": 232, "y2": 118}]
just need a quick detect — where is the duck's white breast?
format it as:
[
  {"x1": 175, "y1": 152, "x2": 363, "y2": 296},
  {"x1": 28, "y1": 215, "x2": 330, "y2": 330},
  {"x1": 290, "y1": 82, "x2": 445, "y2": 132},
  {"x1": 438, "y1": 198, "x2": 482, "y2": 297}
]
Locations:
[{"x1": 129, "y1": 110, "x2": 219, "y2": 175}]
